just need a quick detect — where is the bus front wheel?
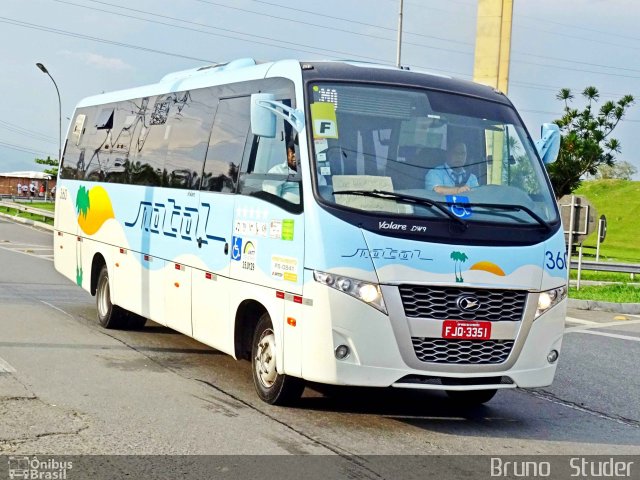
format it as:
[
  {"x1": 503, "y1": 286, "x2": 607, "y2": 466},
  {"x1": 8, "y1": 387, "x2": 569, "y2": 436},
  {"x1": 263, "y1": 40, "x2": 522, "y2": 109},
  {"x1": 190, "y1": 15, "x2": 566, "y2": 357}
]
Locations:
[{"x1": 251, "y1": 313, "x2": 305, "y2": 405}]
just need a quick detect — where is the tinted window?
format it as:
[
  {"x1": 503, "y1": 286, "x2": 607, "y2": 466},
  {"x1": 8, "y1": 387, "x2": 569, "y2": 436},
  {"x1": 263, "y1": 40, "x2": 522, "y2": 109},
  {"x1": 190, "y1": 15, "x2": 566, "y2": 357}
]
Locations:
[
  {"x1": 60, "y1": 107, "x2": 95, "y2": 179},
  {"x1": 201, "y1": 97, "x2": 250, "y2": 192},
  {"x1": 165, "y1": 90, "x2": 217, "y2": 189}
]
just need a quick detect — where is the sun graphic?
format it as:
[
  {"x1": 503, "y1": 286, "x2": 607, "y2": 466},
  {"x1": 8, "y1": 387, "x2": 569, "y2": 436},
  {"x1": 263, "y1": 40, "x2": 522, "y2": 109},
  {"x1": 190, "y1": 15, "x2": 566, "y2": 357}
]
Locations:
[
  {"x1": 469, "y1": 261, "x2": 505, "y2": 276},
  {"x1": 76, "y1": 185, "x2": 115, "y2": 235}
]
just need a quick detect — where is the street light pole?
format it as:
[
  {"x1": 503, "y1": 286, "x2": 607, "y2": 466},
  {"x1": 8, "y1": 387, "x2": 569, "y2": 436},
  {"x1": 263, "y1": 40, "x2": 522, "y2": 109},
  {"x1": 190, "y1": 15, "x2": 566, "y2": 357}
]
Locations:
[
  {"x1": 396, "y1": 0, "x2": 404, "y2": 67},
  {"x1": 36, "y1": 62, "x2": 61, "y2": 202}
]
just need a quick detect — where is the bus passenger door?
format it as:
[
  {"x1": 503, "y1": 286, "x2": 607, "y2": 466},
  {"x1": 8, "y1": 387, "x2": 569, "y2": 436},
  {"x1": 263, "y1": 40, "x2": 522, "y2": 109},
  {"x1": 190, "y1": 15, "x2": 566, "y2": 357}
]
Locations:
[
  {"x1": 192, "y1": 96, "x2": 250, "y2": 355},
  {"x1": 232, "y1": 110, "x2": 305, "y2": 376}
]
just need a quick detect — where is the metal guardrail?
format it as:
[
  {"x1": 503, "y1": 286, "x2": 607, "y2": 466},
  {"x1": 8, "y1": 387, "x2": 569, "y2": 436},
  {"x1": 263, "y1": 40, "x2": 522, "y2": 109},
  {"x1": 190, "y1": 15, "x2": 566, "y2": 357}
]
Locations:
[
  {"x1": 0, "y1": 200, "x2": 54, "y2": 221},
  {"x1": 570, "y1": 260, "x2": 640, "y2": 275}
]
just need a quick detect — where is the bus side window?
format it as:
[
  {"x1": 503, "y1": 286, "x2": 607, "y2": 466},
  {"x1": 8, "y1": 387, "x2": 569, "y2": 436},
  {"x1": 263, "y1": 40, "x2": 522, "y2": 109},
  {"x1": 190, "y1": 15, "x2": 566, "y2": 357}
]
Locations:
[
  {"x1": 165, "y1": 90, "x2": 216, "y2": 190},
  {"x1": 237, "y1": 104, "x2": 303, "y2": 212},
  {"x1": 201, "y1": 96, "x2": 251, "y2": 193}
]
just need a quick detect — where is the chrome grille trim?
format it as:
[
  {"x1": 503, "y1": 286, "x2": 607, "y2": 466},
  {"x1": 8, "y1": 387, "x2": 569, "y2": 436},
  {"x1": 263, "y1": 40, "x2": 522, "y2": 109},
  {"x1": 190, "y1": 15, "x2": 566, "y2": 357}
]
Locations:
[
  {"x1": 412, "y1": 338, "x2": 515, "y2": 365},
  {"x1": 399, "y1": 285, "x2": 527, "y2": 321}
]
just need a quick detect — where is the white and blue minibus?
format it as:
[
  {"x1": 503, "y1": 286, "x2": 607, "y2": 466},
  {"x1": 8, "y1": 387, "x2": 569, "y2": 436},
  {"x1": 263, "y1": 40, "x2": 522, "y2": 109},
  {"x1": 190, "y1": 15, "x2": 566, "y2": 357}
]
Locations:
[{"x1": 54, "y1": 58, "x2": 567, "y2": 405}]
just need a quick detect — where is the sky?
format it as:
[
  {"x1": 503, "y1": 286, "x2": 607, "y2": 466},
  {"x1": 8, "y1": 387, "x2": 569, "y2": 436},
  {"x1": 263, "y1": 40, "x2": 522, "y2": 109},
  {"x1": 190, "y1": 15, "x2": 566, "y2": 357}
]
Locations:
[{"x1": 1, "y1": 0, "x2": 639, "y2": 178}]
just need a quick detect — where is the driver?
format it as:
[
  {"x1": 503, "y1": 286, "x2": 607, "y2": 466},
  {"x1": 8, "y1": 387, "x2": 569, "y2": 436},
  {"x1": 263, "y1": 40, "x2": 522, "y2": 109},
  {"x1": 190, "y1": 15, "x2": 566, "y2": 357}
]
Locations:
[{"x1": 425, "y1": 141, "x2": 478, "y2": 195}]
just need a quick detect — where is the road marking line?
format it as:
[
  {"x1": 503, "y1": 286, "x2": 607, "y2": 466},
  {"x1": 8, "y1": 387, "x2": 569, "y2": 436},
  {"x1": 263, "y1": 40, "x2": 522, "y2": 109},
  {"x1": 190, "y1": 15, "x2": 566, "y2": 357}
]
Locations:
[
  {"x1": 565, "y1": 319, "x2": 640, "y2": 333},
  {"x1": 0, "y1": 244, "x2": 54, "y2": 262},
  {"x1": 40, "y1": 301, "x2": 74, "y2": 318},
  {"x1": 0, "y1": 356, "x2": 16, "y2": 373},
  {"x1": 565, "y1": 317, "x2": 597, "y2": 325},
  {"x1": 567, "y1": 329, "x2": 640, "y2": 343}
]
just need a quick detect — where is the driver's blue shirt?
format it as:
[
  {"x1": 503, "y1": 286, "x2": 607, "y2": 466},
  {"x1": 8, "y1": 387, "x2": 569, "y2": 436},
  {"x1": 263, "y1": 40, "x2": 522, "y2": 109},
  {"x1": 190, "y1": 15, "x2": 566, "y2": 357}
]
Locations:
[{"x1": 425, "y1": 163, "x2": 478, "y2": 191}]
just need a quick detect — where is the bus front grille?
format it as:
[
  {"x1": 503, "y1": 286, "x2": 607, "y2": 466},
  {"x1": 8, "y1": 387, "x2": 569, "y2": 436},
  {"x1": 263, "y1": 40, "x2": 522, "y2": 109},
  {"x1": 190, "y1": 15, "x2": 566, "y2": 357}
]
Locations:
[
  {"x1": 399, "y1": 285, "x2": 527, "y2": 322},
  {"x1": 411, "y1": 338, "x2": 515, "y2": 364}
]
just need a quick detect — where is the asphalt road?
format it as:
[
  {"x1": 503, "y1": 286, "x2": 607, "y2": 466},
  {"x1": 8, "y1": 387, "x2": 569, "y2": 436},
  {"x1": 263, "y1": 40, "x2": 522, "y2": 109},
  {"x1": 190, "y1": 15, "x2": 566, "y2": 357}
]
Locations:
[{"x1": 1, "y1": 218, "x2": 639, "y2": 462}]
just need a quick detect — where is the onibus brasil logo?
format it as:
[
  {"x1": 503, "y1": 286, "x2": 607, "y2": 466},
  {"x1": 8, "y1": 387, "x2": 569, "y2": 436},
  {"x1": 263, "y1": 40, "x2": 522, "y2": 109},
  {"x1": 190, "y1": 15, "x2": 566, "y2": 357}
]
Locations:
[{"x1": 8, "y1": 456, "x2": 73, "y2": 479}]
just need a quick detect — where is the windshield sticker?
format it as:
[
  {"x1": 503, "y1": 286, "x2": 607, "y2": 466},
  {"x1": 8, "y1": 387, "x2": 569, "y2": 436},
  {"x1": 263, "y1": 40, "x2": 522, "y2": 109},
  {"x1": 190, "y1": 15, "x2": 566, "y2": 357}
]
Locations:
[
  {"x1": 317, "y1": 152, "x2": 327, "y2": 162},
  {"x1": 314, "y1": 138, "x2": 328, "y2": 152},
  {"x1": 342, "y1": 248, "x2": 432, "y2": 261},
  {"x1": 446, "y1": 195, "x2": 473, "y2": 219},
  {"x1": 311, "y1": 102, "x2": 338, "y2": 139},
  {"x1": 272, "y1": 255, "x2": 298, "y2": 282},
  {"x1": 320, "y1": 166, "x2": 331, "y2": 176},
  {"x1": 242, "y1": 241, "x2": 256, "y2": 271},
  {"x1": 450, "y1": 250, "x2": 469, "y2": 283},
  {"x1": 314, "y1": 86, "x2": 338, "y2": 106}
]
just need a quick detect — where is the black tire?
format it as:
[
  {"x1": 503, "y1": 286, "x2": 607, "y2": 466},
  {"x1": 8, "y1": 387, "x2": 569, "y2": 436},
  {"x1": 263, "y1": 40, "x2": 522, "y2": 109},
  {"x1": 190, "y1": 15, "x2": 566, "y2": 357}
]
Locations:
[
  {"x1": 445, "y1": 388, "x2": 498, "y2": 405},
  {"x1": 251, "y1": 313, "x2": 305, "y2": 405},
  {"x1": 95, "y1": 265, "x2": 128, "y2": 329}
]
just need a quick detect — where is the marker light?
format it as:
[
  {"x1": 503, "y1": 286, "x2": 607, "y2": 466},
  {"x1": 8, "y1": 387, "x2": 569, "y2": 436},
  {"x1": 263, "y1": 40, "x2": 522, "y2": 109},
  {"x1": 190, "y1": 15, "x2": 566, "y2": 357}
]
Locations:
[
  {"x1": 535, "y1": 286, "x2": 567, "y2": 319},
  {"x1": 313, "y1": 270, "x2": 387, "y2": 314},
  {"x1": 335, "y1": 345, "x2": 350, "y2": 360}
]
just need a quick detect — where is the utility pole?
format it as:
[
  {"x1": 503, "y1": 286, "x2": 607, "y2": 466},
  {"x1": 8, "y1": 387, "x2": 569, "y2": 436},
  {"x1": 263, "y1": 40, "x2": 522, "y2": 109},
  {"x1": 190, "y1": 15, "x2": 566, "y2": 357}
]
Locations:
[
  {"x1": 473, "y1": 0, "x2": 513, "y2": 94},
  {"x1": 473, "y1": 0, "x2": 514, "y2": 185},
  {"x1": 396, "y1": 0, "x2": 404, "y2": 67}
]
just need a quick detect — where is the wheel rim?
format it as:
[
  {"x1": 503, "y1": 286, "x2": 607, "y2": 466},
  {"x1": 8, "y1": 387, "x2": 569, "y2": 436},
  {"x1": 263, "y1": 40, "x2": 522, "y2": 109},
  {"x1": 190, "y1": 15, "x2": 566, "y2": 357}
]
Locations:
[
  {"x1": 97, "y1": 274, "x2": 110, "y2": 318},
  {"x1": 255, "y1": 328, "x2": 277, "y2": 388}
]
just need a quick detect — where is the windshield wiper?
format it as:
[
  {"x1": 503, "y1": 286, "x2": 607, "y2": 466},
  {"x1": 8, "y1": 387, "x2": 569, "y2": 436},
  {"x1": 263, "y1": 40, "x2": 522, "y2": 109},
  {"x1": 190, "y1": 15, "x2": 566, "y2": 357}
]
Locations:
[
  {"x1": 333, "y1": 189, "x2": 467, "y2": 227},
  {"x1": 462, "y1": 202, "x2": 551, "y2": 231}
]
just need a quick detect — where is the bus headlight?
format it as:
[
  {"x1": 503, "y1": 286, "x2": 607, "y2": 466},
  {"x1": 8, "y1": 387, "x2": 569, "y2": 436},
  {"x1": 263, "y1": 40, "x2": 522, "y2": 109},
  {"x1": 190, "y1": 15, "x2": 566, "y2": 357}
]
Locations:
[
  {"x1": 535, "y1": 285, "x2": 567, "y2": 319},
  {"x1": 313, "y1": 270, "x2": 387, "y2": 314}
]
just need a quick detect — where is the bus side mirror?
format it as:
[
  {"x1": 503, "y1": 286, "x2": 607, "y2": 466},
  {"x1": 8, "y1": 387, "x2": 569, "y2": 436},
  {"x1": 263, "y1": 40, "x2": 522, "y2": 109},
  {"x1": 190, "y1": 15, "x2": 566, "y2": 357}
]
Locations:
[
  {"x1": 535, "y1": 123, "x2": 561, "y2": 165},
  {"x1": 251, "y1": 93, "x2": 277, "y2": 138},
  {"x1": 251, "y1": 93, "x2": 305, "y2": 138}
]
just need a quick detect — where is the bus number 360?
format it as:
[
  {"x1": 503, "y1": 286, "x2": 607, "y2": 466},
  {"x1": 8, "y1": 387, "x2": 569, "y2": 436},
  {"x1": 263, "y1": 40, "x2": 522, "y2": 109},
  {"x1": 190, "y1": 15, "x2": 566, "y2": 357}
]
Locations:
[{"x1": 545, "y1": 250, "x2": 567, "y2": 270}]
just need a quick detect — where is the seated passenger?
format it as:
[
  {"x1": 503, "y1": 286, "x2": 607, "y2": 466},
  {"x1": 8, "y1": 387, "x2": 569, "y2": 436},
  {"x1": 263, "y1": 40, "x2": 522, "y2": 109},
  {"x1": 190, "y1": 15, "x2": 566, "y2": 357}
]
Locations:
[{"x1": 425, "y1": 141, "x2": 478, "y2": 195}]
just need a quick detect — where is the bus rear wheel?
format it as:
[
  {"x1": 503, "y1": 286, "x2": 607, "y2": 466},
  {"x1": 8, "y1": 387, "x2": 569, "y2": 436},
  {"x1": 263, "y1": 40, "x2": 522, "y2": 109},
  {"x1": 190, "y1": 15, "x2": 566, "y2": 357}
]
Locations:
[
  {"x1": 96, "y1": 265, "x2": 145, "y2": 330},
  {"x1": 251, "y1": 313, "x2": 305, "y2": 405},
  {"x1": 445, "y1": 388, "x2": 498, "y2": 405}
]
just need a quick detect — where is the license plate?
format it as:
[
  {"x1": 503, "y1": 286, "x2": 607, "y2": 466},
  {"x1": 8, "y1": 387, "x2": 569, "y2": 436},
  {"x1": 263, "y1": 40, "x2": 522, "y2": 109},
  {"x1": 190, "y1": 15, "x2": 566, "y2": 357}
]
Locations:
[{"x1": 442, "y1": 320, "x2": 491, "y2": 340}]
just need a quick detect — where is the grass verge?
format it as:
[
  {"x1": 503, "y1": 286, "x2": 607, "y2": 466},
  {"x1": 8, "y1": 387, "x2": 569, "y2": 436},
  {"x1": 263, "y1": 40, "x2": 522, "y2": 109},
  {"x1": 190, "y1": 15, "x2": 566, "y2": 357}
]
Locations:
[
  {"x1": 569, "y1": 270, "x2": 637, "y2": 283},
  {"x1": 0, "y1": 206, "x2": 54, "y2": 225},
  {"x1": 569, "y1": 284, "x2": 640, "y2": 303}
]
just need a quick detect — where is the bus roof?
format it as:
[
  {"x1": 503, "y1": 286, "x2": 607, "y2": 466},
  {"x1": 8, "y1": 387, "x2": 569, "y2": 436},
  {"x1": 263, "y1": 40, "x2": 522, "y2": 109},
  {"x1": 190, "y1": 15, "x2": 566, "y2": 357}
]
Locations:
[{"x1": 76, "y1": 58, "x2": 509, "y2": 108}]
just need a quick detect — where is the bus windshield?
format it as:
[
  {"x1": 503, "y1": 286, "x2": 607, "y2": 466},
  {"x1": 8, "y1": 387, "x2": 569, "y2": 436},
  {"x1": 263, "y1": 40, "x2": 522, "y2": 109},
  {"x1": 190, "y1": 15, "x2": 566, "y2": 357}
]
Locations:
[{"x1": 308, "y1": 83, "x2": 559, "y2": 226}]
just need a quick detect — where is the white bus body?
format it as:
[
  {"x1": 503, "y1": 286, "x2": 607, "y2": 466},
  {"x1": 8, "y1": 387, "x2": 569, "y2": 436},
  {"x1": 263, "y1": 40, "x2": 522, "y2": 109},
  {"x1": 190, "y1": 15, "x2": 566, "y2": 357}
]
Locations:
[{"x1": 54, "y1": 58, "x2": 567, "y2": 405}]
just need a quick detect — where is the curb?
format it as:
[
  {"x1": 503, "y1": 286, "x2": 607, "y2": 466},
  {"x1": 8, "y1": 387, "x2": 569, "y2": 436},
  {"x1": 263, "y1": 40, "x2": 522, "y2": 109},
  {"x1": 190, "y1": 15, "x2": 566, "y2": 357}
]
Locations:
[
  {"x1": 0, "y1": 211, "x2": 54, "y2": 232},
  {"x1": 568, "y1": 298, "x2": 640, "y2": 314}
]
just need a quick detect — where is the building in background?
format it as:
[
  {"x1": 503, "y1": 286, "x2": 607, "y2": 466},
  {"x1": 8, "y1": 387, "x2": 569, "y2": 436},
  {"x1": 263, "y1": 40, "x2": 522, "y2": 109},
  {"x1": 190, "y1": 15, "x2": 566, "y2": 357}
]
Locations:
[{"x1": 0, "y1": 171, "x2": 56, "y2": 197}]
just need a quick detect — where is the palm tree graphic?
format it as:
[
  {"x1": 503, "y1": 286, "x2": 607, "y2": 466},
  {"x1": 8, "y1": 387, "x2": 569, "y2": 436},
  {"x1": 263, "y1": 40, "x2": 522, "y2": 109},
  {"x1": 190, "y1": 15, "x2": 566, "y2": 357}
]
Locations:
[
  {"x1": 76, "y1": 185, "x2": 90, "y2": 218},
  {"x1": 450, "y1": 251, "x2": 469, "y2": 283},
  {"x1": 75, "y1": 186, "x2": 90, "y2": 286}
]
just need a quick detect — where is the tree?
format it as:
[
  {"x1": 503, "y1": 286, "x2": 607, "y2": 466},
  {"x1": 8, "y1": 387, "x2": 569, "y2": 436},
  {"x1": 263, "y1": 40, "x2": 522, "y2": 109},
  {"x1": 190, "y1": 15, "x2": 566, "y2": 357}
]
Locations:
[
  {"x1": 594, "y1": 161, "x2": 638, "y2": 180},
  {"x1": 547, "y1": 87, "x2": 634, "y2": 198},
  {"x1": 34, "y1": 155, "x2": 59, "y2": 177}
]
